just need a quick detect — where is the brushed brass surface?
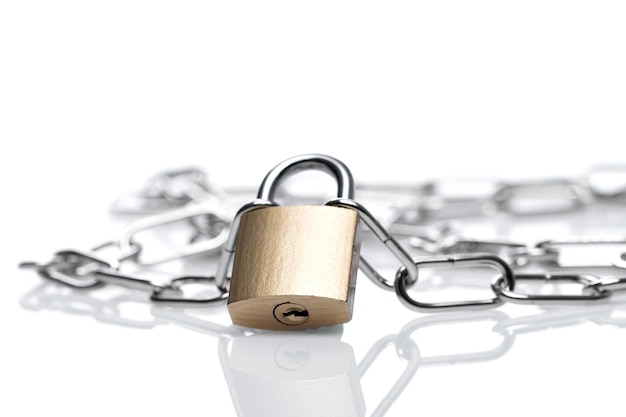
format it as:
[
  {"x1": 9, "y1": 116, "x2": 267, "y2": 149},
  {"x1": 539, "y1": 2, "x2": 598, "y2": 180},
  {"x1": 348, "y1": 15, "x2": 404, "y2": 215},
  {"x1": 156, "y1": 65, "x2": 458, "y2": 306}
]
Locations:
[{"x1": 228, "y1": 205, "x2": 361, "y2": 330}]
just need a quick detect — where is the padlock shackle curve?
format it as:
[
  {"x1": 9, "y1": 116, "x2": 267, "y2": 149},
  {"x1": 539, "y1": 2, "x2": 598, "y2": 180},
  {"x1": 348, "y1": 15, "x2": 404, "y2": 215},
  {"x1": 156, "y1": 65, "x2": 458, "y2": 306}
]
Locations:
[{"x1": 257, "y1": 154, "x2": 355, "y2": 202}]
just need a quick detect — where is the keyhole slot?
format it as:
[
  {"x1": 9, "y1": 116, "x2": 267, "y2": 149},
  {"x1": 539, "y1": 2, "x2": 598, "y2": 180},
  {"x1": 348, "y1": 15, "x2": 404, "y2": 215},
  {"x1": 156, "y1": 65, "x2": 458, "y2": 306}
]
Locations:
[
  {"x1": 273, "y1": 302, "x2": 310, "y2": 325},
  {"x1": 283, "y1": 309, "x2": 309, "y2": 319}
]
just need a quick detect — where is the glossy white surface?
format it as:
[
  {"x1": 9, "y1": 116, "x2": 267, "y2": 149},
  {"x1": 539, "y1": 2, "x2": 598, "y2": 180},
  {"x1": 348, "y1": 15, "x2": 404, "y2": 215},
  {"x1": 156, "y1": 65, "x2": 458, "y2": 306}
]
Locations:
[{"x1": 3, "y1": 2, "x2": 626, "y2": 416}]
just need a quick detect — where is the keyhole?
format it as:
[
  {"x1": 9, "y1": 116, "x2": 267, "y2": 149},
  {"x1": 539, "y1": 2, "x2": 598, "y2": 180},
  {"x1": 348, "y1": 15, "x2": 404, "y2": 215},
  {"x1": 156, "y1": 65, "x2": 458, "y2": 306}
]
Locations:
[
  {"x1": 273, "y1": 302, "x2": 309, "y2": 326},
  {"x1": 283, "y1": 309, "x2": 308, "y2": 318}
]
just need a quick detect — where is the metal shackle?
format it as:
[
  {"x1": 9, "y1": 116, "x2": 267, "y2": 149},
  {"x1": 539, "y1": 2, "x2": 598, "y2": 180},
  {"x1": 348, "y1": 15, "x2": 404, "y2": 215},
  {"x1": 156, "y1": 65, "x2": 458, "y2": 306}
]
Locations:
[{"x1": 256, "y1": 153, "x2": 355, "y2": 203}]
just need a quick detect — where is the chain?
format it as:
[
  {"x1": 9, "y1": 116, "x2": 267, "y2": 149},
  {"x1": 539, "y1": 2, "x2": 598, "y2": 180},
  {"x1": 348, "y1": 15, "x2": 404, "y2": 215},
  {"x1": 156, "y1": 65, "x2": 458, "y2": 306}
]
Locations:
[
  {"x1": 19, "y1": 158, "x2": 626, "y2": 320},
  {"x1": 384, "y1": 164, "x2": 626, "y2": 310},
  {"x1": 20, "y1": 167, "x2": 236, "y2": 305}
]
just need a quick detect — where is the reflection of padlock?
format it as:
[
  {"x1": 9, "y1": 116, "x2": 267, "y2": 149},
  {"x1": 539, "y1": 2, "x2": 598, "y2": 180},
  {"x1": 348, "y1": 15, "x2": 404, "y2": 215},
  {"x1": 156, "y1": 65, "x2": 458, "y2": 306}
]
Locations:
[
  {"x1": 220, "y1": 331, "x2": 366, "y2": 417},
  {"x1": 225, "y1": 154, "x2": 362, "y2": 330}
]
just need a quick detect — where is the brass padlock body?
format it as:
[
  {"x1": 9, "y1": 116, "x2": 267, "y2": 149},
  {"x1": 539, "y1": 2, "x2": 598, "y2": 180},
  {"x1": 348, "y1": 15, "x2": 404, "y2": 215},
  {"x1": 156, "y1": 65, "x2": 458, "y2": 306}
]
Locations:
[{"x1": 228, "y1": 205, "x2": 361, "y2": 330}]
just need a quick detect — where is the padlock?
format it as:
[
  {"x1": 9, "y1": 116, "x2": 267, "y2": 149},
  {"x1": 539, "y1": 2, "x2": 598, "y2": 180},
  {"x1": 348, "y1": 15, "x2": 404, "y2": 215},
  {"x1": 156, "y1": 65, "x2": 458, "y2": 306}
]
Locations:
[{"x1": 225, "y1": 154, "x2": 362, "y2": 330}]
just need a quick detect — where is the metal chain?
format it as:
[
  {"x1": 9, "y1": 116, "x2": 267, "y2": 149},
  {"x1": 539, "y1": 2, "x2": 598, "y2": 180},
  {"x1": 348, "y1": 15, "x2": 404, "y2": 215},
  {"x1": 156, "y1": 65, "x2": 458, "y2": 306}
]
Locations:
[
  {"x1": 384, "y1": 164, "x2": 626, "y2": 311},
  {"x1": 19, "y1": 162, "x2": 626, "y2": 315},
  {"x1": 17, "y1": 161, "x2": 626, "y2": 417}
]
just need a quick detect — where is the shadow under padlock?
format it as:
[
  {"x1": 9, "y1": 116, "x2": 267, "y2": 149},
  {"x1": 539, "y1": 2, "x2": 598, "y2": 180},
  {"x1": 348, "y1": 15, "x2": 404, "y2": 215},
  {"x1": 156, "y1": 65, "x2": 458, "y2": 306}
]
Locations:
[{"x1": 219, "y1": 329, "x2": 366, "y2": 417}]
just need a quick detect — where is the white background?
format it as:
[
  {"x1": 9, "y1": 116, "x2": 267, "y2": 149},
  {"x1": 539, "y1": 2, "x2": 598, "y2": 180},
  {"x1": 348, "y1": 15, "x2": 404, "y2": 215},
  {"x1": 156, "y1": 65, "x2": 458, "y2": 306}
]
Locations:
[{"x1": 2, "y1": 1, "x2": 626, "y2": 416}]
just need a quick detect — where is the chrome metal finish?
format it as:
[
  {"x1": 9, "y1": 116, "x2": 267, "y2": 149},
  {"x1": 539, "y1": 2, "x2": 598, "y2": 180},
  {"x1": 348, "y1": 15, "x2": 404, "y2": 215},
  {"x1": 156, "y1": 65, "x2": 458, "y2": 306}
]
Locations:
[
  {"x1": 509, "y1": 246, "x2": 560, "y2": 267},
  {"x1": 494, "y1": 179, "x2": 592, "y2": 215},
  {"x1": 93, "y1": 269, "x2": 167, "y2": 292},
  {"x1": 586, "y1": 276, "x2": 626, "y2": 294},
  {"x1": 536, "y1": 234, "x2": 626, "y2": 248},
  {"x1": 257, "y1": 153, "x2": 354, "y2": 202},
  {"x1": 151, "y1": 276, "x2": 229, "y2": 305},
  {"x1": 394, "y1": 254, "x2": 514, "y2": 311},
  {"x1": 328, "y1": 198, "x2": 418, "y2": 290},
  {"x1": 436, "y1": 236, "x2": 527, "y2": 254},
  {"x1": 118, "y1": 201, "x2": 231, "y2": 265},
  {"x1": 492, "y1": 273, "x2": 610, "y2": 304},
  {"x1": 20, "y1": 249, "x2": 112, "y2": 288},
  {"x1": 110, "y1": 167, "x2": 213, "y2": 214},
  {"x1": 534, "y1": 235, "x2": 626, "y2": 268}
]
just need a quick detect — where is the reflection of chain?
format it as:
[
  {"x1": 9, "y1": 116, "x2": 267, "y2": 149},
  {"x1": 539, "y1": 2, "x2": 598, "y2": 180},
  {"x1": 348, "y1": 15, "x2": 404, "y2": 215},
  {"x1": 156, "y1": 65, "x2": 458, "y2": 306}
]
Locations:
[
  {"x1": 18, "y1": 156, "x2": 626, "y2": 324},
  {"x1": 19, "y1": 278, "x2": 626, "y2": 417}
]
